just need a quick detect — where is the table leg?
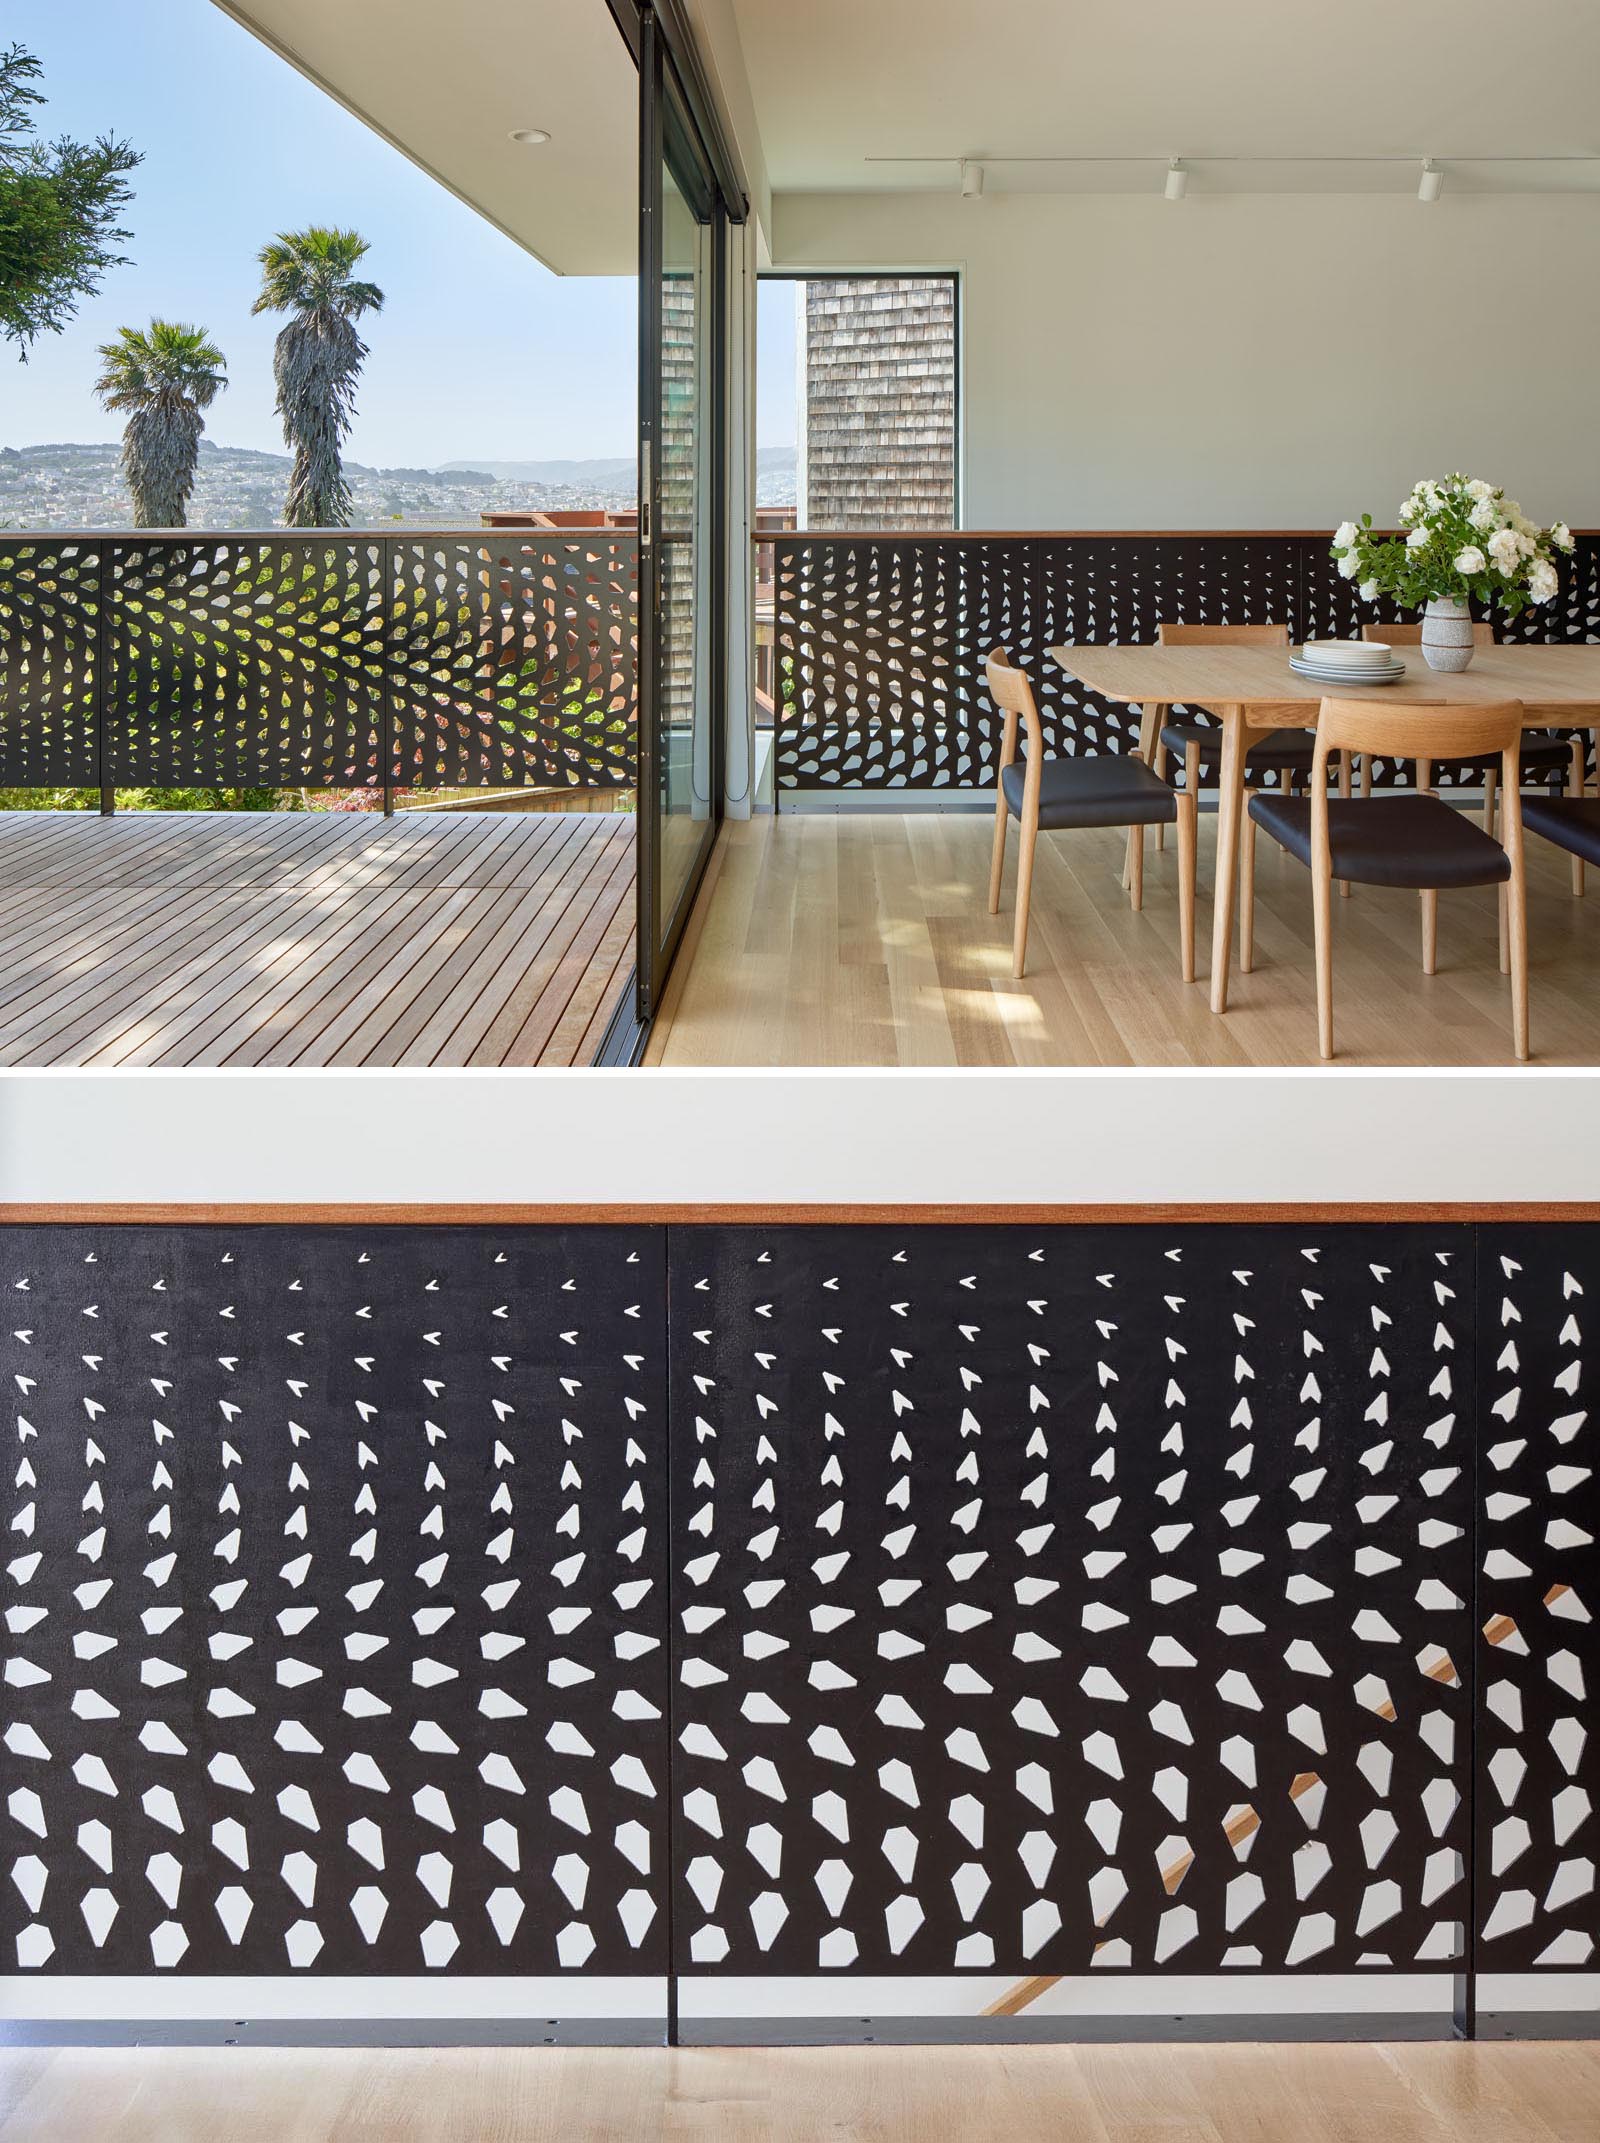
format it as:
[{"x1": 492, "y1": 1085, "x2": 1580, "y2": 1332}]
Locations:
[{"x1": 1209, "y1": 707, "x2": 1254, "y2": 1016}]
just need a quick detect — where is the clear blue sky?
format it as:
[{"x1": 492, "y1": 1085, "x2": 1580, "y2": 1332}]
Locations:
[{"x1": 2, "y1": 0, "x2": 652, "y2": 467}]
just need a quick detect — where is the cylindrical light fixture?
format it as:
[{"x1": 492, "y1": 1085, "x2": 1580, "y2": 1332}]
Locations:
[
  {"x1": 1418, "y1": 158, "x2": 1443, "y2": 202},
  {"x1": 960, "y1": 160, "x2": 985, "y2": 199},
  {"x1": 1164, "y1": 158, "x2": 1188, "y2": 201}
]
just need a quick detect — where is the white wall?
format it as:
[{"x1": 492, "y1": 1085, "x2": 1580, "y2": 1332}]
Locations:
[
  {"x1": 771, "y1": 190, "x2": 1600, "y2": 530},
  {"x1": 3, "y1": 1069, "x2": 1599, "y2": 1208}
]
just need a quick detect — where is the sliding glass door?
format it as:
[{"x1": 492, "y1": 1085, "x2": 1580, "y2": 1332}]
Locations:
[{"x1": 637, "y1": 12, "x2": 725, "y2": 1018}]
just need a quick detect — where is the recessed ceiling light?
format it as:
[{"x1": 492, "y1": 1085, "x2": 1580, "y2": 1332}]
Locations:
[{"x1": 509, "y1": 128, "x2": 551, "y2": 146}]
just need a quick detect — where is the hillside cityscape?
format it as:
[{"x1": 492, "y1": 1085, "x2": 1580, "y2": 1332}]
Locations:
[{"x1": 0, "y1": 441, "x2": 800, "y2": 529}]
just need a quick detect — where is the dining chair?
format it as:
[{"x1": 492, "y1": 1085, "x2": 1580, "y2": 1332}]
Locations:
[
  {"x1": 1141, "y1": 621, "x2": 1333, "y2": 964},
  {"x1": 1248, "y1": 697, "x2": 1529, "y2": 1062},
  {"x1": 1358, "y1": 622, "x2": 1576, "y2": 858},
  {"x1": 987, "y1": 647, "x2": 1196, "y2": 981},
  {"x1": 1520, "y1": 793, "x2": 1600, "y2": 888}
]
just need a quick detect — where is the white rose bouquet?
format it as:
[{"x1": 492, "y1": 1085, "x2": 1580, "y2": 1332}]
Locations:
[{"x1": 1332, "y1": 475, "x2": 1573, "y2": 619}]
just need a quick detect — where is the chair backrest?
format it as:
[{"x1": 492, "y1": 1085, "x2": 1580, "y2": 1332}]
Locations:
[
  {"x1": 986, "y1": 647, "x2": 1044, "y2": 767},
  {"x1": 1310, "y1": 695, "x2": 1527, "y2": 872},
  {"x1": 1159, "y1": 621, "x2": 1289, "y2": 647},
  {"x1": 1312, "y1": 695, "x2": 1524, "y2": 764},
  {"x1": 1363, "y1": 620, "x2": 1496, "y2": 647}
]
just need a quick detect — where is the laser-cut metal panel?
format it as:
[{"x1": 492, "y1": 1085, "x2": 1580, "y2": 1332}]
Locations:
[
  {"x1": 668, "y1": 1224, "x2": 1473, "y2": 1978},
  {"x1": 773, "y1": 538, "x2": 1038, "y2": 789},
  {"x1": 1034, "y1": 535, "x2": 1306, "y2": 779},
  {"x1": 388, "y1": 536, "x2": 637, "y2": 792},
  {"x1": 1475, "y1": 1225, "x2": 1600, "y2": 1972},
  {"x1": 771, "y1": 532, "x2": 1600, "y2": 795},
  {"x1": 0, "y1": 540, "x2": 103, "y2": 787},
  {"x1": 109, "y1": 539, "x2": 388, "y2": 790},
  {"x1": 1, "y1": 1225, "x2": 668, "y2": 1977},
  {"x1": 771, "y1": 534, "x2": 1336, "y2": 793}
]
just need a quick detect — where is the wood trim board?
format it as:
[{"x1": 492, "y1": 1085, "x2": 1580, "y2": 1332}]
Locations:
[{"x1": 1, "y1": 1203, "x2": 1598, "y2": 1226}]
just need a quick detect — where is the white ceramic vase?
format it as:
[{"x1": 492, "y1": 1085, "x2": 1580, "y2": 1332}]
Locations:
[{"x1": 1421, "y1": 595, "x2": 1476, "y2": 672}]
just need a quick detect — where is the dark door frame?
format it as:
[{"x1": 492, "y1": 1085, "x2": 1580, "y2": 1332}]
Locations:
[{"x1": 608, "y1": 0, "x2": 747, "y2": 1032}]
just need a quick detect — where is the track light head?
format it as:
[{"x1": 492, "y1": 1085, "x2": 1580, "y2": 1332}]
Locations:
[
  {"x1": 1418, "y1": 158, "x2": 1443, "y2": 202},
  {"x1": 960, "y1": 160, "x2": 985, "y2": 199},
  {"x1": 1164, "y1": 158, "x2": 1188, "y2": 201}
]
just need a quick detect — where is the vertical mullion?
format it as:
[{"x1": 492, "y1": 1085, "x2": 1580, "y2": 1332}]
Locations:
[{"x1": 635, "y1": 6, "x2": 663, "y2": 1018}]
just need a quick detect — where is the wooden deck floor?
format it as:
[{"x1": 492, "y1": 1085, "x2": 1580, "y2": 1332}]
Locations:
[
  {"x1": 0, "y1": 809, "x2": 635, "y2": 1067},
  {"x1": 648, "y1": 808, "x2": 1600, "y2": 1067}
]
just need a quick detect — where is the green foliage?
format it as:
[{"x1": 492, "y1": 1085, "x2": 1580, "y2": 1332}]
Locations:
[
  {"x1": 1332, "y1": 476, "x2": 1572, "y2": 621},
  {"x1": 93, "y1": 320, "x2": 228, "y2": 528},
  {"x1": 252, "y1": 227, "x2": 384, "y2": 529},
  {"x1": 0, "y1": 786, "x2": 298, "y2": 812},
  {"x1": 0, "y1": 41, "x2": 139, "y2": 359}
]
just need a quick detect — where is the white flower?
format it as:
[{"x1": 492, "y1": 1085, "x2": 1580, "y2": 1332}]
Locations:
[
  {"x1": 1528, "y1": 559, "x2": 1559, "y2": 604},
  {"x1": 1398, "y1": 496, "x2": 1418, "y2": 527},
  {"x1": 1487, "y1": 528, "x2": 1524, "y2": 574},
  {"x1": 1337, "y1": 552, "x2": 1360, "y2": 579},
  {"x1": 1406, "y1": 525, "x2": 1431, "y2": 551},
  {"x1": 1333, "y1": 520, "x2": 1358, "y2": 550},
  {"x1": 1359, "y1": 578, "x2": 1378, "y2": 602},
  {"x1": 1465, "y1": 478, "x2": 1495, "y2": 502},
  {"x1": 1454, "y1": 546, "x2": 1487, "y2": 576},
  {"x1": 1551, "y1": 521, "x2": 1575, "y2": 553},
  {"x1": 1470, "y1": 497, "x2": 1500, "y2": 533}
]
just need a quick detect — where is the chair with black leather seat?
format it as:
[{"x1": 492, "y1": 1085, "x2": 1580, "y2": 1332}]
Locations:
[
  {"x1": 1521, "y1": 794, "x2": 1600, "y2": 885},
  {"x1": 1358, "y1": 622, "x2": 1577, "y2": 852},
  {"x1": 987, "y1": 647, "x2": 1196, "y2": 982},
  {"x1": 1249, "y1": 697, "x2": 1529, "y2": 1062},
  {"x1": 1141, "y1": 621, "x2": 1338, "y2": 964}
]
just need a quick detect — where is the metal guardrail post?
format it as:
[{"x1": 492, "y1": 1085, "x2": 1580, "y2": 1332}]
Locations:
[
  {"x1": 96, "y1": 542, "x2": 115, "y2": 814},
  {"x1": 381, "y1": 535, "x2": 396, "y2": 817}
]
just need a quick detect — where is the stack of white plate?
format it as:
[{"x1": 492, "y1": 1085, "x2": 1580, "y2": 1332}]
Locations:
[{"x1": 1289, "y1": 638, "x2": 1406, "y2": 685}]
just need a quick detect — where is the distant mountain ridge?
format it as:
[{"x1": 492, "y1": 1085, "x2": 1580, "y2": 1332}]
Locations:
[
  {"x1": 1, "y1": 441, "x2": 797, "y2": 530},
  {"x1": 436, "y1": 447, "x2": 796, "y2": 483}
]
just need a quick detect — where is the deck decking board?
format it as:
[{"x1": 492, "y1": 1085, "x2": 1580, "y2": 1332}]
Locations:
[
  {"x1": 363, "y1": 820, "x2": 613, "y2": 1067},
  {"x1": 0, "y1": 810, "x2": 635, "y2": 1067},
  {"x1": 497, "y1": 830, "x2": 638, "y2": 1067},
  {"x1": 312, "y1": 817, "x2": 618, "y2": 1068}
]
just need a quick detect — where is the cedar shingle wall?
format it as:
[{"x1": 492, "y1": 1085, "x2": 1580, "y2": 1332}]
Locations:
[{"x1": 803, "y1": 277, "x2": 956, "y2": 531}]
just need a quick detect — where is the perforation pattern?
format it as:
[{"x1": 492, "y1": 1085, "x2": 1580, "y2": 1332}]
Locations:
[
  {"x1": 389, "y1": 537, "x2": 636, "y2": 791},
  {"x1": 0, "y1": 534, "x2": 638, "y2": 796},
  {"x1": 1475, "y1": 1227, "x2": 1599, "y2": 1971},
  {"x1": 112, "y1": 539, "x2": 387, "y2": 789},
  {"x1": 0, "y1": 540, "x2": 103, "y2": 786},
  {"x1": 669, "y1": 1225, "x2": 1473, "y2": 1977},
  {"x1": 1, "y1": 1226, "x2": 667, "y2": 1976},
  {"x1": 773, "y1": 533, "x2": 1600, "y2": 793}
]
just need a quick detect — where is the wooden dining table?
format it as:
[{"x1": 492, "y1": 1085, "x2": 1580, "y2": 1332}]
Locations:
[{"x1": 1048, "y1": 641, "x2": 1600, "y2": 1015}]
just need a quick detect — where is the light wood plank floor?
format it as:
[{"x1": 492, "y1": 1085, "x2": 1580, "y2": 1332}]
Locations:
[
  {"x1": 0, "y1": 810, "x2": 635, "y2": 1068},
  {"x1": 648, "y1": 810, "x2": 1600, "y2": 1066},
  {"x1": 2, "y1": 2042, "x2": 1597, "y2": 2143}
]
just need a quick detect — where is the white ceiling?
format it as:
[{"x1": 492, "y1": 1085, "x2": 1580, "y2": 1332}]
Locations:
[
  {"x1": 212, "y1": 0, "x2": 638, "y2": 272},
  {"x1": 727, "y1": 0, "x2": 1600, "y2": 195}
]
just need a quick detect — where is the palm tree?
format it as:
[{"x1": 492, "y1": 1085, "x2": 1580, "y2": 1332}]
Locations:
[
  {"x1": 253, "y1": 227, "x2": 383, "y2": 528},
  {"x1": 93, "y1": 320, "x2": 227, "y2": 528}
]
